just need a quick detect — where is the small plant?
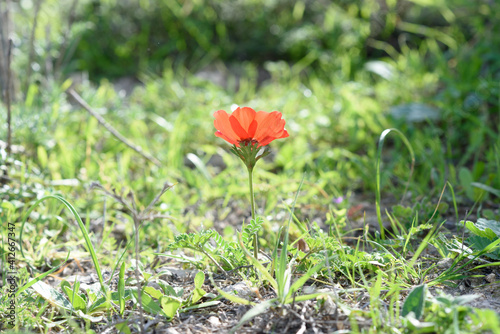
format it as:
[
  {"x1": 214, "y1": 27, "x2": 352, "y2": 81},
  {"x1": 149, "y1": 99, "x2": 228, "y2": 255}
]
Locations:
[
  {"x1": 401, "y1": 284, "x2": 500, "y2": 333},
  {"x1": 213, "y1": 106, "x2": 289, "y2": 258},
  {"x1": 209, "y1": 179, "x2": 331, "y2": 332},
  {"x1": 165, "y1": 217, "x2": 265, "y2": 271},
  {"x1": 91, "y1": 182, "x2": 173, "y2": 332},
  {"x1": 461, "y1": 218, "x2": 500, "y2": 260}
]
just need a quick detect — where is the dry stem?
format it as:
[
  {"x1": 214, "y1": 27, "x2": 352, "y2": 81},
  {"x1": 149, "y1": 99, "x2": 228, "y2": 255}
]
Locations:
[{"x1": 67, "y1": 88, "x2": 162, "y2": 166}]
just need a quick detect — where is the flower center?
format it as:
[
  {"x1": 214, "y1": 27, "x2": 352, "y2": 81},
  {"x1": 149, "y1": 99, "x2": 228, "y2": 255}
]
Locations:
[{"x1": 239, "y1": 139, "x2": 259, "y2": 146}]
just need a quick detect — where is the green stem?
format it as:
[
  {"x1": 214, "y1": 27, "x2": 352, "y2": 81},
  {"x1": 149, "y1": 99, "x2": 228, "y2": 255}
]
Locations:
[{"x1": 248, "y1": 166, "x2": 258, "y2": 259}]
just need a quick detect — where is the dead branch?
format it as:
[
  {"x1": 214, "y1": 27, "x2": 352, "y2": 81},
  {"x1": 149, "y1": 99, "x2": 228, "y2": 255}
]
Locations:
[
  {"x1": 6, "y1": 38, "x2": 12, "y2": 155},
  {"x1": 66, "y1": 88, "x2": 162, "y2": 167}
]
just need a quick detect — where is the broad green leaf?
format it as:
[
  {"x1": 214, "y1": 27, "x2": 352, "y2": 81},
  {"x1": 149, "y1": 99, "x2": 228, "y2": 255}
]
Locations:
[
  {"x1": 459, "y1": 168, "x2": 475, "y2": 200},
  {"x1": 75, "y1": 310, "x2": 103, "y2": 322},
  {"x1": 402, "y1": 284, "x2": 426, "y2": 319},
  {"x1": 463, "y1": 219, "x2": 500, "y2": 240},
  {"x1": 471, "y1": 182, "x2": 500, "y2": 198},
  {"x1": 88, "y1": 295, "x2": 112, "y2": 313},
  {"x1": 31, "y1": 281, "x2": 72, "y2": 311},
  {"x1": 144, "y1": 286, "x2": 163, "y2": 299},
  {"x1": 194, "y1": 271, "x2": 205, "y2": 289},
  {"x1": 161, "y1": 296, "x2": 181, "y2": 319},
  {"x1": 158, "y1": 280, "x2": 183, "y2": 297},
  {"x1": 63, "y1": 286, "x2": 87, "y2": 311},
  {"x1": 470, "y1": 309, "x2": 500, "y2": 334},
  {"x1": 60, "y1": 280, "x2": 71, "y2": 293},
  {"x1": 115, "y1": 322, "x2": 132, "y2": 334},
  {"x1": 481, "y1": 237, "x2": 500, "y2": 255},
  {"x1": 468, "y1": 235, "x2": 500, "y2": 260},
  {"x1": 191, "y1": 288, "x2": 206, "y2": 305},
  {"x1": 131, "y1": 288, "x2": 164, "y2": 316}
]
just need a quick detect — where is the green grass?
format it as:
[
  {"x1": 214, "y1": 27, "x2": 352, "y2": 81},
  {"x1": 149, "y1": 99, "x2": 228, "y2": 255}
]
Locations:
[{"x1": 2, "y1": 67, "x2": 500, "y2": 332}]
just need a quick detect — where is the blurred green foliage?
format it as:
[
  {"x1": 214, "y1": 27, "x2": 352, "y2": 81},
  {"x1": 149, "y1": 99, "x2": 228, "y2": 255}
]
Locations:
[
  {"x1": 4, "y1": 0, "x2": 500, "y2": 208},
  {"x1": 73, "y1": 0, "x2": 371, "y2": 79},
  {"x1": 67, "y1": 0, "x2": 500, "y2": 83}
]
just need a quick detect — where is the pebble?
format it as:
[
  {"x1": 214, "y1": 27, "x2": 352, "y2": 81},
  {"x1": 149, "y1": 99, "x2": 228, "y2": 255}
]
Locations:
[
  {"x1": 319, "y1": 295, "x2": 337, "y2": 314},
  {"x1": 437, "y1": 258, "x2": 454, "y2": 270},
  {"x1": 222, "y1": 282, "x2": 254, "y2": 299},
  {"x1": 485, "y1": 273, "x2": 496, "y2": 283},
  {"x1": 208, "y1": 316, "x2": 222, "y2": 327}
]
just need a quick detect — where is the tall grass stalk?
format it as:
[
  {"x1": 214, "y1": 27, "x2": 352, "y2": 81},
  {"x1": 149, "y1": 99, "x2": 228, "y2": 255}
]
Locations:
[
  {"x1": 19, "y1": 195, "x2": 106, "y2": 292},
  {"x1": 376, "y1": 128, "x2": 415, "y2": 239}
]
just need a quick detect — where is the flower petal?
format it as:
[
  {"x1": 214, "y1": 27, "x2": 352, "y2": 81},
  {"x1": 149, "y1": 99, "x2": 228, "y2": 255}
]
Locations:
[
  {"x1": 214, "y1": 110, "x2": 239, "y2": 143},
  {"x1": 247, "y1": 120, "x2": 258, "y2": 138},
  {"x1": 232, "y1": 107, "x2": 257, "y2": 133},
  {"x1": 215, "y1": 131, "x2": 239, "y2": 146},
  {"x1": 257, "y1": 129, "x2": 289, "y2": 147},
  {"x1": 254, "y1": 111, "x2": 284, "y2": 142},
  {"x1": 214, "y1": 107, "x2": 288, "y2": 147},
  {"x1": 279, "y1": 129, "x2": 289, "y2": 138},
  {"x1": 229, "y1": 115, "x2": 249, "y2": 140},
  {"x1": 257, "y1": 136, "x2": 274, "y2": 147}
]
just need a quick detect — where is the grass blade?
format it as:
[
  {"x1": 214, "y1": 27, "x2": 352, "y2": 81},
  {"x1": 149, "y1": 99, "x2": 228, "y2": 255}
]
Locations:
[
  {"x1": 19, "y1": 195, "x2": 106, "y2": 292},
  {"x1": 376, "y1": 128, "x2": 415, "y2": 239},
  {"x1": 16, "y1": 252, "x2": 70, "y2": 297}
]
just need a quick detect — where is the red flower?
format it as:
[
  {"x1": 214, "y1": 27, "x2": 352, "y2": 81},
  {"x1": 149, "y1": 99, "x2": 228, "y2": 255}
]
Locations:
[{"x1": 213, "y1": 107, "x2": 289, "y2": 147}]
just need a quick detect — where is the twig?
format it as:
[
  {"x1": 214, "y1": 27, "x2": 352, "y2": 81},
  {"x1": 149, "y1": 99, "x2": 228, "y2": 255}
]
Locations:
[
  {"x1": 141, "y1": 182, "x2": 174, "y2": 217},
  {"x1": 90, "y1": 183, "x2": 135, "y2": 213},
  {"x1": 25, "y1": 0, "x2": 43, "y2": 92},
  {"x1": 91, "y1": 181, "x2": 173, "y2": 334},
  {"x1": 66, "y1": 88, "x2": 162, "y2": 166},
  {"x1": 6, "y1": 38, "x2": 12, "y2": 155},
  {"x1": 200, "y1": 248, "x2": 226, "y2": 273}
]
